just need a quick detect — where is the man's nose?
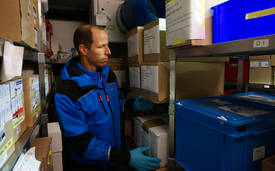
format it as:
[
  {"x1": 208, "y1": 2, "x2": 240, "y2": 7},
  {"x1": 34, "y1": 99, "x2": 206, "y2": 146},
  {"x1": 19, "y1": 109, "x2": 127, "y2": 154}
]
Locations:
[{"x1": 105, "y1": 46, "x2": 111, "y2": 55}]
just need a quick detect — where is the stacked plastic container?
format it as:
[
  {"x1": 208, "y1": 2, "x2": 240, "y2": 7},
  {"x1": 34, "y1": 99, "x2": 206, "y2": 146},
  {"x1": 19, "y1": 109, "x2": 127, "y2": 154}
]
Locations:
[
  {"x1": 211, "y1": 0, "x2": 275, "y2": 43},
  {"x1": 174, "y1": 92, "x2": 275, "y2": 171}
]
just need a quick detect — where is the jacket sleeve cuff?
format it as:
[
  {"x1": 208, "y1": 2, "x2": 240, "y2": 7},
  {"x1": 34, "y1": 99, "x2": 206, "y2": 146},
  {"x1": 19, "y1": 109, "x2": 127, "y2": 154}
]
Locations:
[
  {"x1": 124, "y1": 99, "x2": 134, "y2": 113},
  {"x1": 109, "y1": 146, "x2": 130, "y2": 164}
]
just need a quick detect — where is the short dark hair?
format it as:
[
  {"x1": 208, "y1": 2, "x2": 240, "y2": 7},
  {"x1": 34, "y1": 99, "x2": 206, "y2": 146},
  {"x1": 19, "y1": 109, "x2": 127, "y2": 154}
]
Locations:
[{"x1": 73, "y1": 25, "x2": 103, "y2": 56}]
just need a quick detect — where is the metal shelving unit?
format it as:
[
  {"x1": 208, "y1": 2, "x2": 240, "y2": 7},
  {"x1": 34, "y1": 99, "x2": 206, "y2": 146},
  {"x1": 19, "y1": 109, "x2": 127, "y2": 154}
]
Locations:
[
  {"x1": 168, "y1": 34, "x2": 275, "y2": 170},
  {"x1": 1, "y1": 48, "x2": 49, "y2": 170}
]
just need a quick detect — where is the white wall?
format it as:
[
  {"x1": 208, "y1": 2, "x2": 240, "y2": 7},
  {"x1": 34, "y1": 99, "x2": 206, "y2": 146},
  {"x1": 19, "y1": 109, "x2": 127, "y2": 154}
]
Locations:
[{"x1": 50, "y1": 20, "x2": 86, "y2": 53}]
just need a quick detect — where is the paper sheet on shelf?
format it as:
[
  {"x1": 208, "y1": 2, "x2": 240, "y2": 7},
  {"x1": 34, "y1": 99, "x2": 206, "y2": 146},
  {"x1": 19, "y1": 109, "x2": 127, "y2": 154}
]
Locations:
[
  {"x1": 12, "y1": 147, "x2": 41, "y2": 171},
  {"x1": 0, "y1": 41, "x2": 24, "y2": 82}
]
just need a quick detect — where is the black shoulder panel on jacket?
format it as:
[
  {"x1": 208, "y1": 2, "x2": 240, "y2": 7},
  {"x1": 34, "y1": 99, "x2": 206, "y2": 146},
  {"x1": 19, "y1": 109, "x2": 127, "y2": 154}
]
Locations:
[
  {"x1": 107, "y1": 69, "x2": 116, "y2": 84},
  {"x1": 55, "y1": 80, "x2": 93, "y2": 103},
  {"x1": 67, "y1": 131, "x2": 94, "y2": 157}
]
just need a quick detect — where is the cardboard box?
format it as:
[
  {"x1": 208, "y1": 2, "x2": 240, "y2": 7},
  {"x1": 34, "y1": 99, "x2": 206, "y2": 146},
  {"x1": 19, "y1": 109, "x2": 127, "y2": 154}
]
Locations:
[
  {"x1": 262, "y1": 155, "x2": 275, "y2": 171},
  {"x1": 31, "y1": 137, "x2": 53, "y2": 171},
  {"x1": 249, "y1": 55, "x2": 273, "y2": 85},
  {"x1": 134, "y1": 114, "x2": 169, "y2": 167},
  {"x1": 271, "y1": 55, "x2": 275, "y2": 66},
  {"x1": 47, "y1": 122, "x2": 62, "y2": 153},
  {"x1": 129, "y1": 63, "x2": 141, "y2": 96},
  {"x1": 165, "y1": 0, "x2": 228, "y2": 48},
  {"x1": 127, "y1": 27, "x2": 144, "y2": 64},
  {"x1": 52, "y1": 152, "x2": 63, "y2": 171},
  {"x1": 125, "y1": 105, "x2": 168, "y2": 136},
  {"x1": 21, "y1": 75, "x2": 41, "y2": 127},
  {"x1": 0, "y1": 0, "x2": 36, "y2": 50},
  {"x1": 0, "y1": 83, "x2": 15, "y2": 169},
  {"x1": 141, "y1": 61, "x2": 225, "y2": 103},
  {"x1": 155, "y1": 166, "x2": 169, "y2": 171},
  {"x1": 107, "y1": 60, "x2": 129, "y2": 88},
  {"x1": 12, "y1": 78, "x2": 27, "y2": 142},
  {"x1": 32, "y1": 0, "x2": 40, "y2": 51},
  {"x1": 144, "y1": 19, "x2": 169, "y2": 62},
  {"x1": 41, "y1": 10, "x2": 47, "y2": 54}
]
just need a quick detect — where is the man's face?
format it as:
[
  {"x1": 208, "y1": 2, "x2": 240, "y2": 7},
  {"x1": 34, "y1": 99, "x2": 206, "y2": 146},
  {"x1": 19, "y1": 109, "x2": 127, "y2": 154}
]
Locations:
[{"x1": 86, "y1": 29, "x2": 111, "y2": 69}]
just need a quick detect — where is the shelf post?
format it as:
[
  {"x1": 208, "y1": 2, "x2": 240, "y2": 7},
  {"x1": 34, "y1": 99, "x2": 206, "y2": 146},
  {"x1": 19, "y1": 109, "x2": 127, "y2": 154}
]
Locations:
[
  {"x1": 237, "y1": 56, "x2": 245, "y2": 93},
  {"x1": 169, "y1": 49, "x2": 176, "y2": 170}
]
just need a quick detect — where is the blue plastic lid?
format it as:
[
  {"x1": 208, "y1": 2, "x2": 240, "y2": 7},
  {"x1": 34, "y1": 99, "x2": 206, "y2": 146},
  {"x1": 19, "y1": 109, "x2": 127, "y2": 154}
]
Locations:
[
  {"x1": 174, "y1": 96, "x2": 274, "y2": 125},
  {"x1": 223, "y1": 92, "x2": 275, "y2": 107}
]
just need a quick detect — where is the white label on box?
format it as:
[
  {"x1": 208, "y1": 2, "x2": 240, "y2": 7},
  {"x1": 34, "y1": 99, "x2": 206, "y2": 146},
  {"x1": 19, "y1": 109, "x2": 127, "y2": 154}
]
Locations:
[
  {"x1": 141, "y1": 66, "x2": 159, "y2": 93},
  {"x1": 253, "y1": 146, "x2": 265, "y2": 161},
  {"x1": 261, "y1": 60, "x2": 269, "y2": 68},
  {"x1": 0, "y1": 151, "x2": 7, "y2": 169},
  {"x1": 10, "y1": 82, "x2": 15, "y2": 99},
  {"x1": 144, "y1": 25, "x2": 160, "y2": 54},
  {"x1": 113, "y1": 70, "x2": 126, "y2": 88},
  {"x1": 0, "y1": 127, "x2": 5, "y2": 147},
  {"x1": 34, "y1": 27, "x2": 38, "y2": 47},
  {"x1": 166, "y1": 0, "x2": 205, "y2": 46},
  {"x1": 16, "y1": 80, "x2": 23, "y2": 96},
  {"x1": 33, "y1": 95, "x2": 38, "y2": 110},
  {"x1": 253, "y1": 39, "x2": 269, "y2": 48},
  {"x1": 129, "y1": 67, "x2": 140, "y2": 88},
  {"x1": 250, "y1": 61, "x2": 259, "y2": 67},
  {"x1": 128, "y1": 33, "x2": 139, "y2": 57},
  {"x1": 16, "y1": 125, "x2": 21, "y2": 135},
  {"x1": 33, "y1": 4, "x2": 37, "y2": 24}
]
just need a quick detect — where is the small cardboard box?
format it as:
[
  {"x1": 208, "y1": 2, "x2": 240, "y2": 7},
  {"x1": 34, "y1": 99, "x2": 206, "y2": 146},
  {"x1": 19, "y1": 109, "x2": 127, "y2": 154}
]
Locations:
[
  {"x1": 271, "y1": 55, "x2": 275, "y2": 66},
  {"x1": 0, "y1": 0, "x2": 35, "y2": 50},
  {"x1": 127, "y1": 27, "x2": 144, "y2": 64},
  {"x1": 165, "y1": 0, "x2": 228, "y2": 48},
  {"x1": 141, "y1": 61, "x2": 225, "y2": 103},
  {"x1": 144, "y1": 19, "x2": 169, "y2": 62},
  {"x1": 31, "y1": 137, "x2": 53, "y2": 171},
  {"x1": 249, "y1": 55, "x2": 273, "y2": 85},
  {"x1": 12, "y1": 78, "x2": 27, "y2": 142},
  {"x1": 107, "y1": 60, "x2": 129, "y2": 89},
  {"x1": 129, "y1": 63, "x2": 141, "y2": 96},
  {"x1": 134, "y1": 114, "x2": 169, "y2": 167},
  {"x1": 52, "y1": 152, "x2": 63, "y2": 171},
  {"x1": 262, "y1": 155, "x2": 275, "y2": 171},
  {"x1": 47, "y1": 122, "x2": 62, "y2": 153},
  {"x1": 21, "y1": 75, "x2": 41, "y2": 127}
]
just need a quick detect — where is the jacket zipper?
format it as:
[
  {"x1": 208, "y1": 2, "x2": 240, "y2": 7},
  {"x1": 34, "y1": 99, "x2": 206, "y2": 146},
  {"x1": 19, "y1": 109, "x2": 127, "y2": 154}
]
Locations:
[
  {"x1": 97, "y1": 93, "x2": 108, "y2": 115},
  {"x1": 103, "y1": 90, "x2": 118, "y2": 148}
]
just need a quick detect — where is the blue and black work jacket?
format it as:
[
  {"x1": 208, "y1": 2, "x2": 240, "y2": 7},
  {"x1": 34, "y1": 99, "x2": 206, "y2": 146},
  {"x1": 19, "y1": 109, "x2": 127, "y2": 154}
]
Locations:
[{"x1": 54, "y1": 57, "x2": 134, "y2": 170}]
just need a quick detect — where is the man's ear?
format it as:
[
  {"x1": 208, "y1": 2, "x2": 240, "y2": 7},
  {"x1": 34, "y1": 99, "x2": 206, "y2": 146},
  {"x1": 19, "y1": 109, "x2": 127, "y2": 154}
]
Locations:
[{"x1": 78, "y1": 44, "x2": 87, "y2": 56}]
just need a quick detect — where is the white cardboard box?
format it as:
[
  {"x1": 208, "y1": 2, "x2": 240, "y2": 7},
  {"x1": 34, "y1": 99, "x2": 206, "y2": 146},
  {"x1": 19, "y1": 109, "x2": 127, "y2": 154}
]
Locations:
[
  {"x1": 51, "y1": 43, "x2": 62, "y2": 55},
  {"x1": 47, "y1": 122, "x2": 62, "y2": 153},
  {"x1": 52, "y1": 152, "x2": 63, "y2": 171},
  {"x1": 134, "y1": 114, "x2": 169, "y2": 167}
]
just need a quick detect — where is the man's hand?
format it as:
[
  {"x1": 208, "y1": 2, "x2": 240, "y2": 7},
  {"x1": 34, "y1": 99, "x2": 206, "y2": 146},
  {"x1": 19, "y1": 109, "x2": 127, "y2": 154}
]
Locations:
[
  {"x1": 133, "y1": 95, "x2": 154, "y2": 111},
  {"x1": 129, "y1": 147, "x2": 161, "y2": 171}
]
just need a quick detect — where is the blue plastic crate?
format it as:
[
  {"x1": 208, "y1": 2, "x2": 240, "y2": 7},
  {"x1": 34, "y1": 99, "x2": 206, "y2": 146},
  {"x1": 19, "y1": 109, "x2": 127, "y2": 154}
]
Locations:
[
  {"x1": 223, "y1": 91, "x2": 275, "y2": 110},
  {"x1": 211, "y1": 0, "x2": 275, "y2": 44},
  {"x1": 174, "y1": 96, "x2": 275, "y2": 171}
]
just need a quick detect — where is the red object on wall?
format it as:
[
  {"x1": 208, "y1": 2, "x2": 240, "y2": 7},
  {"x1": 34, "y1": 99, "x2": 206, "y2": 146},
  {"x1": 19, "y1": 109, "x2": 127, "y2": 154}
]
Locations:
[
  {"x1": 224, "y1": 61, "x2": 249, "y2": 82},
  {"x1": 45, "y1": 16, "x2": 53, "y2": 56}
]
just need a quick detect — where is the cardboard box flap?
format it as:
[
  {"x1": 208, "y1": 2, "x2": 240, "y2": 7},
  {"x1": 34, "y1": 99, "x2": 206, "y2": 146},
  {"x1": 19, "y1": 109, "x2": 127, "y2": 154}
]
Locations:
[
  {"x1": 31, "y1": 137, "x2": 52, "y2": 148},
  {"x1": 149, "y1": 124, "x2": 169, "y2": 137},
  {"x1": 135, "y1": 114, "x2": 168, "y2": 124},
  {"x1": 142, "y1": 119, "x2": 167, "y2": 133},
  {"x1": 249, "y1": 55, "x2": 271, "y2": 60},
  {"x1": 144, "y1": 18, "x2": 166, "y2": 31},
  {"x1": 127, "y1": 26, "x2": 144, "y2": 38}
]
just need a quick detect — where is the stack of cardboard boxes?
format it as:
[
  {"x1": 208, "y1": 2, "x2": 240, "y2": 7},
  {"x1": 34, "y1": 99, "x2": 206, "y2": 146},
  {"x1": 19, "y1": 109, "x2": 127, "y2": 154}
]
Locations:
[
  {"x1": 0, "y1": 74, "x2": 41, "y2": 169},
  {"x1": 48, "y1": 122, "x2": 63, "y2": 171}
]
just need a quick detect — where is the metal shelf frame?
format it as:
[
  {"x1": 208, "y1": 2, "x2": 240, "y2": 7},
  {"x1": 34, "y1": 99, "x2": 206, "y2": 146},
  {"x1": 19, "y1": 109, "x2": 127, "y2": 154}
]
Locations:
[{"x1": 168, "y1": 34, "x2": 275, "y2": 170}]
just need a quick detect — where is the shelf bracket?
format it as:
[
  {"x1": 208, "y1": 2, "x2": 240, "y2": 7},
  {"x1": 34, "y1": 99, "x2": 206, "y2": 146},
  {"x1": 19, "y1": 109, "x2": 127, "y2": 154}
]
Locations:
[{"x1": 237, "y1": 56, "x2": 246, "y2": 93}]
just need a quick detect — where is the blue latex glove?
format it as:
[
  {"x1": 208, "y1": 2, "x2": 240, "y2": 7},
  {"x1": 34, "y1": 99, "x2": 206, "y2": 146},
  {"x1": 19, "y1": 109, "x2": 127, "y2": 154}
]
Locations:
[
  {"x1": 134, "y1": 95, "x2": 154, "y2": 111},
  {"x1": 129, "y1": 147, "x2": 161, "y2": 171}
]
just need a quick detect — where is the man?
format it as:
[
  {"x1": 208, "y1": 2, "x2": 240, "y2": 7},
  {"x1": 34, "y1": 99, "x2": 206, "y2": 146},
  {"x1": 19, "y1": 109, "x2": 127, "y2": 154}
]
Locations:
[{"x1": 54, "y1": 25, "x2": 161, "y2": 171}]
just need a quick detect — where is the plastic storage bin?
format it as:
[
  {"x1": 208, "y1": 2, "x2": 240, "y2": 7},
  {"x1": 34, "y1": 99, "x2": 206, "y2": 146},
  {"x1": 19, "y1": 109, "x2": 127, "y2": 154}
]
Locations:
[
  {"x1": 223, "y1": 91, "x2": 275, "y2": 110},
  {"x1": 174, "y1": 96, "x2": 275, "y2": 171},
  {"x1": 211, "y1": 0, "x2": 275, "y2": 43}
]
